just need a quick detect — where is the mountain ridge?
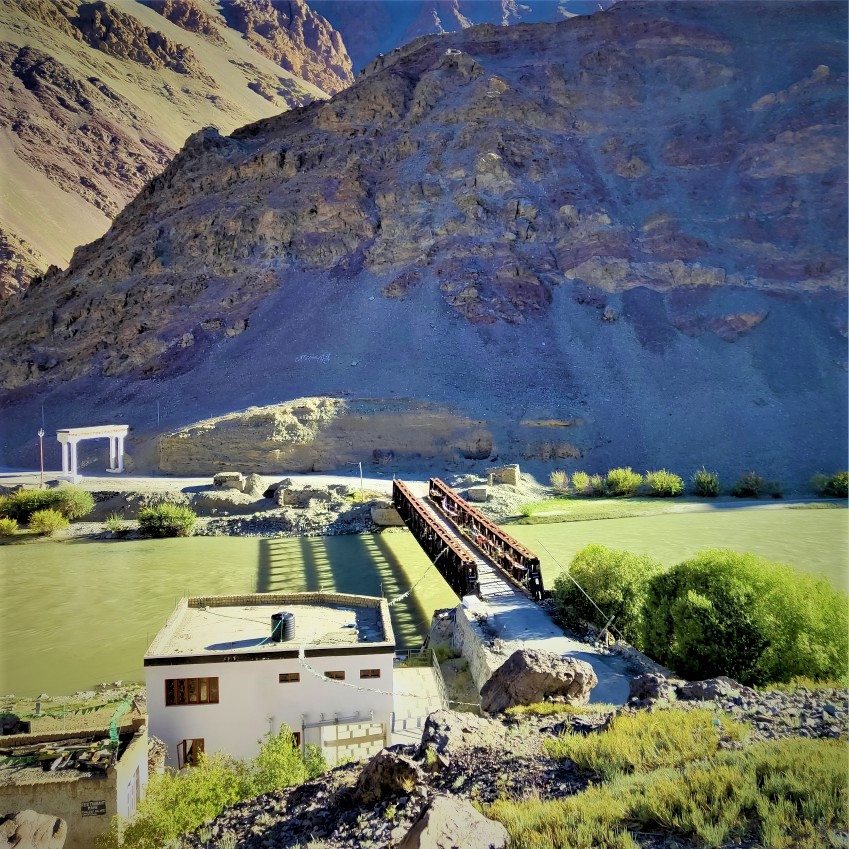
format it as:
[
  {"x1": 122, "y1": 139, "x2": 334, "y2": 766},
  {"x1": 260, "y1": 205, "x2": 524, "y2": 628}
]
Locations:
[{"x1": 0, "y1": 1, "x2": 845, "y2": 486}]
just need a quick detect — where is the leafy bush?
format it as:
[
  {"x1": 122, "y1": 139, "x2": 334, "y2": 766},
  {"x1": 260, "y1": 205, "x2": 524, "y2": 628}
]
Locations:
[
  {"x1": 0, "y1": 486, "x2": 94, "y2": 521},
  {"x1": 138, "y1": 503, "x2": 197, "y2": 538},
  {"x1": 0, "y1": 488, "x2": 62, "y2": 522},
  {"x1": 549, "y1": 470, "x2": 569, "y2": 494},
  {"x1": 812, "y1": 471, "x2": 849, "y2": 498},
  {"x1": 29, "y1": 508, "x2": 69, "y2": 535},
  {"x1": 56, "y1": 486, "x2": 95, "y2": 520},
  {"x1": 605, "y1": 467, "x2": 643, "y2": 497},
  {"x1": 0, "y1": 517, "x2": 18, "y2": 536},
  {"x1": 97, "y1": 726, "x2": 324, "y2": 849},
  {"x1": 571, "y1": 471, "x2": 591, "y2": 495},
  {"x1": 553, "y1": 544, "x2": 665, "y2": 650},
  {"x1": 731, "y1": 471, "x2": 765, "y2": 498},
  {"x1": 106, "y1": 513, "x2": 125, "y2": 533},
  {"x1": 763, "y1": 480, "x2": 783, "y2": 500},
  {"x1": 644, "y1": 470, "x2": 684, "y2": 498},
  {"x1": 691, "y1": 467, "x2": 720, "y2": 497},
  {"x1": 642, "y1": 549, "x2": 849, "y2": 686},
  {"x1": 589, "y1": 474, "x2": 607, "y2": 496}
]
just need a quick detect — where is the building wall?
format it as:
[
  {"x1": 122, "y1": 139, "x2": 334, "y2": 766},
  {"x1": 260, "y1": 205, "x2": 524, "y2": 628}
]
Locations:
[
  {"x1": 145, "y1": 652, "x2": 394, "y2": 767},
  {"x1": 0, "y1": 726, "x2": 148, "y2": 849}
]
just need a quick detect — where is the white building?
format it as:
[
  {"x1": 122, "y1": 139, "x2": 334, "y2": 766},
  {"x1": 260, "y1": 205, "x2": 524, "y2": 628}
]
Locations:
[{"x1": 144, "y1": 592, "x2": 396, "y2": 768}]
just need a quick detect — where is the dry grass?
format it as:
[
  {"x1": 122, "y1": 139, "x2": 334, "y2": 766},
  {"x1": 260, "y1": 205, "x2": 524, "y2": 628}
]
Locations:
[
  {"x1": 488, "y1": 737, "x2": 848, "y2": 849},
  {"x1": 544, "y1": 708, "x2": 747, "y2": 779}
]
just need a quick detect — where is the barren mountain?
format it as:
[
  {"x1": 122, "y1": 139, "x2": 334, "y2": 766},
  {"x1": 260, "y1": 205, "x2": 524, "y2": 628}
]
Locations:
[
  {"x1": 0, "y1": 1, "x2": 845, "y2": 486},
  {"x1": 0, "y1": 0, "x2": 340, "y2": 292},
  {"x1": 311, "y1": 0, "x2": 615, "y2": 72}
]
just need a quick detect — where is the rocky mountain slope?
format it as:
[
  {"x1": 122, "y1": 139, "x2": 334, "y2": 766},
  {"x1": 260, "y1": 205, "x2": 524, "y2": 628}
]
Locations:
[
  {"x1": 0, "y1": 1, "x2": 845, "y2": 486},
  {"x1": 0, "y1": 0, "x2": 344, "y2": 293},
  {"x1": 312, "y1": 0, "x2": 615, "y2": 72}
]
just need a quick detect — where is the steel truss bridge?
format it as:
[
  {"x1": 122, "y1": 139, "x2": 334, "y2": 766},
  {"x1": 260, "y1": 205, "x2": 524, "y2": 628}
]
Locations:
[{"x1": 391, "y1": 478, "x2": 545, "y2": 601}]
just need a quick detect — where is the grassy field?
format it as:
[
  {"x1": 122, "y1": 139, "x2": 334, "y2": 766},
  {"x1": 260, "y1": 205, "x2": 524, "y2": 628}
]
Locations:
[
  {"x1": 508, "y1": 506, "x2": 848, "y2": 594},
  {"x1": 515, "y1": 496, "x2": 844, "y2": 523}
]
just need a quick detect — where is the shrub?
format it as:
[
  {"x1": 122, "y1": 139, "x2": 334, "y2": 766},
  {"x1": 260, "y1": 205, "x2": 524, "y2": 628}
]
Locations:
[
  {"x1": 106, "y1": 513, "x2": 125, "y2": 533},
  {"x1": 97, "y1": 726, "x2": 324, "y2": 849},
  {"x1": 763, "y1": 480, "x2": 783, "y2": 499},
  {"x1": 553, "y1": 544, "x2": 665, "y2": 650},
  {"x1": 0, "y1": 517, "x2": 18, "y2": 536},
  {"x1": 549, "y1": 470, "x2": 569, "y2": 494},
  {"x1": 604, "y1": 468, "x2": 642, "y2": 497},
  {"x1": 642, "y1": 549, "x2": 849, "y2": 686},
  {"x1": 56, "y1": 486, "x2": 95, "y2": 520},
  {"x1": 0, "y1": 488, "x2": 62, "y2": 522},
  {"x1": 731, "y1": 471, "x2": 765, "y2": 498},
  {"x1": 588, "y1": 474, "x2": 607, "y2": 496},
  {"x1": 571, "y1": 471, "x2": 591, "y2": 495},
  {"x1": 138, "y1": 503, "x2": 196, "y2": 538},
  {"x1": 29, "y1": 508, "x2": 69, "y2": 536},
  {"x1": 812, "y1": 471, "x2": 849, "y2": 498},
  {"x1": 691, "y1": 467, "x2": 720, "y2": 497},
  {"x1": 644, "y1": 470, "x2": 684, "y2": 498}
]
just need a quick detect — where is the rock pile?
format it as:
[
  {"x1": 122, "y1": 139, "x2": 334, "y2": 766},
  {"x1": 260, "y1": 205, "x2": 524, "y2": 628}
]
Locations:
[{"x1": 628, "y1": 673, "x2": 848, "y2": 742}]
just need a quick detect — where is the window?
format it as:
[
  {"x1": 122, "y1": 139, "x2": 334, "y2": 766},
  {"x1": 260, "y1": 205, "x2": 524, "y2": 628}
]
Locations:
[
  {"x1": 177, "y1": 738, "x2": 204, "y2": 768},
  {"x1": 279, "y1": 672, "x2": 300, "y2": 683},
  {"x1": 360, "y1": 669, "x2": 381, "y2": 679},
  {"x1": 165, "y1": 677, "x2": 218, "y2": 706},
  {"x1": 325, "y1": 671, "x2": 345, "y2": 680}
]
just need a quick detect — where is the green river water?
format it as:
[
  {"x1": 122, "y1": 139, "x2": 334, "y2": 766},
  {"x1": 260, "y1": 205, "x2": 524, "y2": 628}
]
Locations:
[{"x1": 1, "y1": 508, "x2": 845, "y2": 696}]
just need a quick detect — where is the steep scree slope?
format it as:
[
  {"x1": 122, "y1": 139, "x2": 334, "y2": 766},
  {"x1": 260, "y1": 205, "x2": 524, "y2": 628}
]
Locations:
[{"x1": 0, "y1": 2, "x2": 846, "y2": 484}]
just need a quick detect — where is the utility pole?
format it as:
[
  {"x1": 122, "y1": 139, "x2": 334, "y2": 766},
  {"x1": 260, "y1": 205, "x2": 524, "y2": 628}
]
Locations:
[{"x1": 38, "y1": 428, "x2": 44, "y2": 489}]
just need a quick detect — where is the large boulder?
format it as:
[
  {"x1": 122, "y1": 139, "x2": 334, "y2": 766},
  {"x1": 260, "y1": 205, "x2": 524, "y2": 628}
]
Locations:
[
  {"x1": 352, "y1": 748, "x2": 425, "y2": 805},
  {"x1": 398, "y1": 795, "x2": 509, "y2": 849},
  {"x1": 241, "y1": 473, "x2": 266, "y2": 497},
  {"x1": 0, "y1": 811, "x2": 67, "y2": 849},
  {"x1": 480, "y1": 649, "x2": 597, "y2": 713},
  {"x1": 676, "y1": 676, "x2": 753, "y2": 702},
  {"x1": 628, "y1": 673, "x2": 681, "y2": 706}
]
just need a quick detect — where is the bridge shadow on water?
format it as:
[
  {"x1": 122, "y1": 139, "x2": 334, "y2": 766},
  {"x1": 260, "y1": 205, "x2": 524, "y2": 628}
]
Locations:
[{"x1": 256, "y1": 533, "x2": 449, "y2": 649}]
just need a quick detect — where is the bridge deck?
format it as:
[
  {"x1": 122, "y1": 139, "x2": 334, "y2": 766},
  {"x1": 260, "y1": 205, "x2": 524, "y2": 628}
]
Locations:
[{"x1": 392, "y1": 478, "x2": 632, "y2": 706}]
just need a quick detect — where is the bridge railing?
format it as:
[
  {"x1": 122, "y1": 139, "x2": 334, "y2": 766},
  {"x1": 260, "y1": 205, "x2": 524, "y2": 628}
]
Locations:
[
  {"x1": 392, "y1": 479, "x2": 480, "y2": 598},
  {"x1": 429, "y1": 478, "x2": 545, "y2": 600}
]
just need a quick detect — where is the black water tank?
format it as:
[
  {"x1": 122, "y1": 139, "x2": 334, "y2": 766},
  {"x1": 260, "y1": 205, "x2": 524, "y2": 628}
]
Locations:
[{"x1": 271, "y1": 611, "x2": 295, "y2": 642}]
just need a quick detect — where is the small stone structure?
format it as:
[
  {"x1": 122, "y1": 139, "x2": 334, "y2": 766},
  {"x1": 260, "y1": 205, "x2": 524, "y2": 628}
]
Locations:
[
  {"x1": 465, "y1": 486, "x2": 488, "y2": 503},
  {"x1": 487, "y1": 464, "x2": 519, "y2": 486},
  {"x1": 213, "y1": 472, "x2": 244, "y2": 490}
]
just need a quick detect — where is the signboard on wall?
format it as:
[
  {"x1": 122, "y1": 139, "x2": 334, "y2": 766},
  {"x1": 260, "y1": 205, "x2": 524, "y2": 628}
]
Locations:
[{"x1": 81, "y1": 801, "x2": 107, "y2": 817}]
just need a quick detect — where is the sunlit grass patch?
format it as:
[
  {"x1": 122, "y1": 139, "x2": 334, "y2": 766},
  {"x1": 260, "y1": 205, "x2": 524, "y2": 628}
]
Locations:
[
  {"x1": 487, "y1": 737, "x2": 848, "y2": 849},
  {"x1": 504, "y1": 701, "x2": 615, "y2": 718},
  {"x1": 544, "y1": 708, "x2": 747, "y2": 779}
]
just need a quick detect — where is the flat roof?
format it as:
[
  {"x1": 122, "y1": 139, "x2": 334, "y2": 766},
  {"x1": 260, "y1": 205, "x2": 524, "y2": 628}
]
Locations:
[{"x1": 145, "y1": 592, "x2": 395, "y2": 665}]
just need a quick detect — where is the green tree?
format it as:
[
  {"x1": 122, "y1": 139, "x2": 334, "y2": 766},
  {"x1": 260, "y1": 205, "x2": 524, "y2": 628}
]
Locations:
[
  {"x1": 643, "y1": 550, "x2": 848, "y2": 686},
  {"x1": 553, "y1": 544, "x2": 665, "y2": 650}
]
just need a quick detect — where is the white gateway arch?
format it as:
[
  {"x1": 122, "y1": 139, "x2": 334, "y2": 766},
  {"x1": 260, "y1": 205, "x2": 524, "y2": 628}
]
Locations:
[{"x1": 56, "y1": 425, "x2": 129, "y2": 483}]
